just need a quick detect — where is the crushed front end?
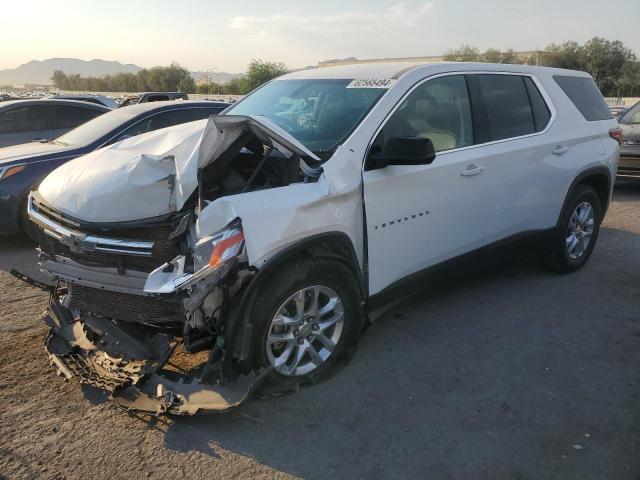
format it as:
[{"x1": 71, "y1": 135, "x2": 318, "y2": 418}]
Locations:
[{"x1": 27, "y1": 192, "x2": 268, "y2": 415}]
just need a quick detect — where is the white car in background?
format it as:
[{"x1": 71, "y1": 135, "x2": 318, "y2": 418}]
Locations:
[{"x1": 25, "y1": 62, "x2": 619, "y2": 415}]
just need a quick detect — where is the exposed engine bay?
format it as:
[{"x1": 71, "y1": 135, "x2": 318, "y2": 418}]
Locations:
[{"x1": 23, "y1": 115, "x2": 324, "y2": 415}]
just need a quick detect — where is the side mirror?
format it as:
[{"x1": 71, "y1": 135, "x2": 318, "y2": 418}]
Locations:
[{"x1": 369, "y1": 136, "x2": 436, "y2": 169}]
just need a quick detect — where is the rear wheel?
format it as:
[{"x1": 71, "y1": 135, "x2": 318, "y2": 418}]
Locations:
[
  {"x1": 246, "y1": 257, "x2": 362, "y2": 395},
  {"x1": 542, "y1": 184, "x2": 602, "y2": 273}
]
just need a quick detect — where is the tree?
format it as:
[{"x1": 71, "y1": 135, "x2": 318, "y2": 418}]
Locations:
[
  {"x1": 441, "y1": 38, "x2": 639, "y2": 96},
  {"x1": 617, "y1": 61, "x2": 640, "y2": 96},
  {"x1": 482, "y1": 48, "x2": 502, "y2": 63},
  {"x1": 242, "y1": 59, "x2": 289, "y2": 93},
  {"x1": 581, "y1": 37, "x2": 636, "y2": 95},
  {"x1": 443, "y1": 45, "x2": 481, "y2": 62}
]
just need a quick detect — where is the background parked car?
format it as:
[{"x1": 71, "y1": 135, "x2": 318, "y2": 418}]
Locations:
[
  {"x1": 0, "y1": 99, "x2": 109, "y2": 148},
  {"x1": 0, "y1": 100, "x2": 229, "y2": 237},
  {"x1": 617, "y1": 101, "x2": 640, "y2": 179},
  {"x1": 118, "y1": 92, "x2": 189, "y2": 107},
  {"x1": 49, "y1": 94, "x2": 118, "y2": 109},
  {"x1": 610, "y1": 105, "x2": 629, "y2": 120}
]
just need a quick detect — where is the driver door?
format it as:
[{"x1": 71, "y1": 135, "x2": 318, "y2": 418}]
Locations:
[{"x1": 363, "y1": 74, "x2": 492, "y2": 295}]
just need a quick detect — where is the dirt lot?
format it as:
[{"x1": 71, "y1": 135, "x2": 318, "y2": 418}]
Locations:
[{"x1": 1, "y1": 185, "x2": 639, "y2": 480}]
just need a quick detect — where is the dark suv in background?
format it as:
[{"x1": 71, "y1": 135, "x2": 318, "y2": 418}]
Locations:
[
  {"x1": 119, "y1": 92, "x2": 189, "y2": 107},
  {"x1": 0, "y1": 99, "x2": 109, "y2": 147}
]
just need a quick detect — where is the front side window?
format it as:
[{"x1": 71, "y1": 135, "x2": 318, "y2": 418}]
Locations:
[
  {"x1": 375, "y1": 75, "x2": 474, "y2": 154},
  {"x1": 227, "y1": 79, "x2": 387, "y2": 159},
  {"x1": 476, "y1": 75, "x2": 536, "y2": 141}
]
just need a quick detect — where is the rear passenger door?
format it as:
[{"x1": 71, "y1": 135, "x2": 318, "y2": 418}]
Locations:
[
  {"x1": 52, "y1": 105, "x2": 104, "y2": 137},
  {"x1": 0, "y1": 105, "x2": 54, "y2": 147},
  {"x1": 467, "y1": 74, "x2": 561, "y2": 243}
]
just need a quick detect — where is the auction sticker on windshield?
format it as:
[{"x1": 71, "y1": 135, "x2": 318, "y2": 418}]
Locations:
[{"x1": 346, "y1": 78, "x2": 396, "y2": 89}]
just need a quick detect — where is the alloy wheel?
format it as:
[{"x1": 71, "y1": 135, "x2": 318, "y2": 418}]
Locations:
[
  {"x1": 566, "y1": 201, "x2": 595, "y2": 259},
  {"x1": 266, "y1": 285, "x2": 345, "y2": 377}
]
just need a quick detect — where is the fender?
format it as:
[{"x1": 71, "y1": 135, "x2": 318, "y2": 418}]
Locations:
[
  {"x1": 558, "y1": 166, "x2": 612, "y2": 224},
  {"x1": 220, "y1": 231, "x2": 364, "y2": 376}
]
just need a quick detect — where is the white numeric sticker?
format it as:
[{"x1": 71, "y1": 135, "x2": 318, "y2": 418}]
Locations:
[{"x1": 346, "y1": 78, "x2": 396, "y2": 89}]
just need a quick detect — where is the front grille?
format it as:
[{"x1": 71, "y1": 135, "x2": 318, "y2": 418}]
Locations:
[
  {"x1": 69, "y1": 285, "x2": 182, "y2": 324},
  {"x1": 40, "y1": 226, "x2": 179, "y2": 272},
  {"x1": 33, "y1": 196, "x2": 182, "y2": 272}
]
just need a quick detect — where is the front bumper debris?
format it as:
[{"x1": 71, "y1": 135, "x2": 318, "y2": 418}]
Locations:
[{"x1": 43, "y1": 294, "x2": 268, "y2": 416}]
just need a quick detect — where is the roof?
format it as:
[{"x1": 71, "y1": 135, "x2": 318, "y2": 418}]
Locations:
[
  {"x1": 116, "y1": 99, "x2": 228, "y2": 115},
  {"x1": 0, "y1": 98, "x2": 111, "y2": 111},
  {"x1": 281, "y1": 62, "x2": 591, "y2": 81}
]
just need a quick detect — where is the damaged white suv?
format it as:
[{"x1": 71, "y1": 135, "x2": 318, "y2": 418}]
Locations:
[{"x1": 24, "y1": 62, "x2": 619, "y2": 415}]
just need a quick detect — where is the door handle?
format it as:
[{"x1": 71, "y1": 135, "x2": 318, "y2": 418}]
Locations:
[
  {"x1": 461, "y1": 164, "x2": 485, "y2": 176},
  {"x1": 552, "y1": 144, "x2": 569, "y2": 156}
]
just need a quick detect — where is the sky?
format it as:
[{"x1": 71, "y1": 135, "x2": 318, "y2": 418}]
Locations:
[{"x1": 1, "y1": 0, "x2": 639, "y2": 73}]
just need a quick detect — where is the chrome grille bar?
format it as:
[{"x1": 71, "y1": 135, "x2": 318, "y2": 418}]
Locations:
[{"x1": 27, "y1": 194, "x2": 155, "y2": 257}]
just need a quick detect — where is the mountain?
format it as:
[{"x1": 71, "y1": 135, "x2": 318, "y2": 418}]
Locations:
[
  {"x1": 0, "y1": 58, "x2": 242, "y2": 87},
  {"x1": 0, "y1": 58, "x2": 142, "y2": 86},
  {"x1": 190, "y1": 70, "x2": 243, "y2": 85}
]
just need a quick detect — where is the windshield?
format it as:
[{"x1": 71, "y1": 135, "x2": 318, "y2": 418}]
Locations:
[
  {"x1": 54, "y1": 108, "x2": 138, "y2": 147},
  {"x1": 620, "y1": 102, "x2": 640, "y2": 124},
  {"x1": 227, "y1": 79, "x2": 386, "y2": 158}
]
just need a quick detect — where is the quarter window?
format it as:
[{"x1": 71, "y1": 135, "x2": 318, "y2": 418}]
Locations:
[
  {"x1": 553, "y1": 76, "x2": 612, "y2": 121},
  {"x1": 476, "y1": 75, "x2": 535, "y2": 141},
  {"x1": 377, "y1": 75, "x2": 474, "y2": 153}
]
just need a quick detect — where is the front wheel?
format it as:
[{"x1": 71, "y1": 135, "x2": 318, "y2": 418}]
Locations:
[
  {"x1": 542, "y1": 184, "x2": 602, "y2": 273},
  {"x1": 246, "y1": 257, "x2": 362, "y2": 394}
]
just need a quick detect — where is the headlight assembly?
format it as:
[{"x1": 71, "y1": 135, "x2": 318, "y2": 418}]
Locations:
[
  {"x1": 144, "y1": 223, "x2": 245, "y2": 294},
  {"x1": 0, "y1": 164, "x2": 25, "y2": 181}
]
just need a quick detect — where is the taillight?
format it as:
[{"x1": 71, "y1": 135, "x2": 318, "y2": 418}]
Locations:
[{"x1": 609, "y1": 128, "x2": 623, "y2": 144}]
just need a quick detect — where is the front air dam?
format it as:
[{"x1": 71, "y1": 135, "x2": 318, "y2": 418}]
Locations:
[{"x1": 28, "y1": 275, "x2": 270, "y2": 416}]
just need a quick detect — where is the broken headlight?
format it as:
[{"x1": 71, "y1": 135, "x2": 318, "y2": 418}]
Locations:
[{"x1": 144, "y1": 224, "x2": 245, "y2": 294}]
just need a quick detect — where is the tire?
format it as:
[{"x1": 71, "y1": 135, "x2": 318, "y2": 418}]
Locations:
[
  {"x1": 245, "y1": 257, "x2": 362, "y2": 396},
  {"x1": 542, "y1": 184, "x2": 602, "y2": 273}
]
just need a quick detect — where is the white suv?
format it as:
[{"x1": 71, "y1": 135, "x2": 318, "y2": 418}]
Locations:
[{"x1": 27, "y1": 62, "x2": 620, "y2": 415}]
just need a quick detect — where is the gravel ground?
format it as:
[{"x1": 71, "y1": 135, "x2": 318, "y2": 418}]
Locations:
[{"x1": 1, "y1": 184, "x2": 639, "y2": 480}]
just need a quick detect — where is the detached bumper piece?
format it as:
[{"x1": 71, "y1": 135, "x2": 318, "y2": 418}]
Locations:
[{"x1": 44, "y1": 297, "x2": 268, "y2": 416}]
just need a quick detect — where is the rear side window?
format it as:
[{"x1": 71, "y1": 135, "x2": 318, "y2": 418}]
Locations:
[
  {"x1": 524, "y1": 78, "x2": 551, "y2": 131},
  {"x1": 121, "y1": 108, "x2": 198, "y2": 138},
  {"x1": 147, "y1": 95, "x2": 170, "y2": 102},
  {"x1": 53, "y1": 105, "x2": 103, "y2": 130},
  {"x1": 0, "y1": 105, "x2": 51, "y2": 133},
  {"x1": 476, "y1": 75, "x2": 535, "y2": 141},
  {"x1": 148, "y1": 108, "x2": 197, "y2": 130},
  {"x1": 200, "y1": 107, "x2": 224, "y2": 117},
  {"x1": 553, "y1": 76, "x2": 612, "y2": 121}
]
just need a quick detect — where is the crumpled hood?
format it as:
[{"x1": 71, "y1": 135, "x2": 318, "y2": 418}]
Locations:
[{"x1": 37, "y1": 115, "x2": 318, "y2": 223}]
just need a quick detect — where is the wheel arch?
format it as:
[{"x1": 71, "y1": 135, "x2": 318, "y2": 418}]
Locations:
[
  {"x1": 223, "y1": 232, "x2": 365, "y2": 368},
  {"x1": 559, "y1": 167, "x2": 611, "y2": 225}
]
